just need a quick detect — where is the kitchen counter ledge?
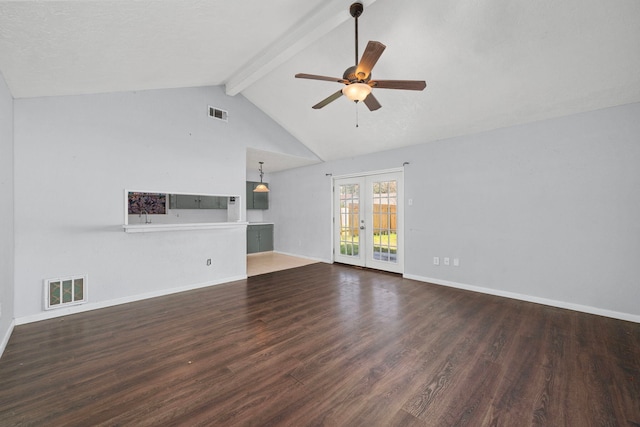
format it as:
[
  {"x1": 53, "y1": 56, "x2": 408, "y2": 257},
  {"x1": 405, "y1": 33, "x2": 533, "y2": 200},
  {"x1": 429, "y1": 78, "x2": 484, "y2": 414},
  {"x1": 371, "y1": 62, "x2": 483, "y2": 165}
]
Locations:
[{"x1": 123, "y1": 222, "x2": 248, "y2": 233}]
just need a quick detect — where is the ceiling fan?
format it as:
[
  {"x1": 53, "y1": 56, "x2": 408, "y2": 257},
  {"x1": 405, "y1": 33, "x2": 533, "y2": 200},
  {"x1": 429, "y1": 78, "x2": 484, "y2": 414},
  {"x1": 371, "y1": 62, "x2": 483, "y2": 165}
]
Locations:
[{"x1": 295, "y1": 2, "x2": 426, "y2": 111}]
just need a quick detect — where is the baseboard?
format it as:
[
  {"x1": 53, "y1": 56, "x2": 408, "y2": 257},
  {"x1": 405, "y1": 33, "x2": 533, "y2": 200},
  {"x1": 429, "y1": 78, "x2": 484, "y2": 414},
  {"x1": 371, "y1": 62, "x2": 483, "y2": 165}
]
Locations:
[
  {"x1": 403, "y1": 274, "x2": 640, "y2": 324},
  {"x1": 0, "y1": 319, "x2": 15, "y2": 359},
  {"x1": 15, "y1": 275, "x2": 247, "y2": 326},
  {"x1": 273, "y1": 251, "x2": 332, "y2": 264}
]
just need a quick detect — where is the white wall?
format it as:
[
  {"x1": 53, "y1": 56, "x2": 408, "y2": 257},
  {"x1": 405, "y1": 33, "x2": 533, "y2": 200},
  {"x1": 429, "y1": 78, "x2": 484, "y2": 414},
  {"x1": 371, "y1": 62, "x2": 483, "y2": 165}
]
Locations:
[
  {"x1": 269, "y1": 102, "x2": 640, "y2": 321},
  {"x1": 13, "y1": 85, "x2": 315, "y2": 322},
  {"x1": 7, "y1": 81, "x2": 639, "y2": 328},
  {"x1": 0, "y1": 72, "x2": 15, "y2": 352}
]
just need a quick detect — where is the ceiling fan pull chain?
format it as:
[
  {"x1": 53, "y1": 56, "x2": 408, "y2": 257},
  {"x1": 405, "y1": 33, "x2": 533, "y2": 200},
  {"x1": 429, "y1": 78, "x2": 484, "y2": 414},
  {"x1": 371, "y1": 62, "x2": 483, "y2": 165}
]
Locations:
[{"x1": 356, "y1": 102, "x2": 359, "y2": 128}]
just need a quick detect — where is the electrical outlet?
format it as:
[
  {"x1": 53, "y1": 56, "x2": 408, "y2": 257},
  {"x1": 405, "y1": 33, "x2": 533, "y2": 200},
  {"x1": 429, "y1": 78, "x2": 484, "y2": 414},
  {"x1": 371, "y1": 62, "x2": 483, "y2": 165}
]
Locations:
[
  {"x1": 453, "y1": 258, "x2": 460, "y2": 267},
  {"x1": 433, "y1": 257, "x2": 440, "y2": 266},
  {"x1": 206, "y1": 258, "x2": 212, "y2": 266},
  {"x1": 444, "y1": 257, "x2": 450, "y2": 266}
]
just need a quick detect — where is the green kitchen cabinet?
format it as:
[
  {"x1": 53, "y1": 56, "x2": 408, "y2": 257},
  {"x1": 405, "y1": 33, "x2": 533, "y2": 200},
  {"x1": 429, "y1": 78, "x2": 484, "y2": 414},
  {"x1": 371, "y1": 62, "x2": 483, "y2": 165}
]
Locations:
[
  {"x1": 246, "y1": 182, "x2": 269, "y2": 210},
  {"x1": 247, "y1": 224, "x2": 274, "y2": 254},
  {"x1": 170, "y1": 194, "x2": 228, "y2": 209}
]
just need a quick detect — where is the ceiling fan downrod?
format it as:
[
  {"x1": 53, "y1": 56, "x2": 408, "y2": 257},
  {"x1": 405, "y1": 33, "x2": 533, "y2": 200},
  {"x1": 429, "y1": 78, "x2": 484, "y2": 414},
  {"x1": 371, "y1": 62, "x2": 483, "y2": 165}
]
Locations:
[{"x1": 350, "y1": 2, "x2": 364, "y2": 66}]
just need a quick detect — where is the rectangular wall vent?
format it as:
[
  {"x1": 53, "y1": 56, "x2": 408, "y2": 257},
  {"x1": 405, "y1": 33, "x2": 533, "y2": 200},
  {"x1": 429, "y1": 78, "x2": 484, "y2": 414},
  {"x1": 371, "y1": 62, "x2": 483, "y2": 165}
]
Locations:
[
  {"x1": 208, "y1": 106, "x2": 228, "y2": 122},
  {"x1": 44, "y1": 275, "x2": 88, "y2": 310}
]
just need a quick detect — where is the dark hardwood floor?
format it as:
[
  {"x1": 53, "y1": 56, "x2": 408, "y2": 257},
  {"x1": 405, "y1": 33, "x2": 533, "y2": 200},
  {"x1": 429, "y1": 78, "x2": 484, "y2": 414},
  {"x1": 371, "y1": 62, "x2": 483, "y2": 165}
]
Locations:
[{"x1": 1, "y1": 263, "x2": 639, "y2": 426}]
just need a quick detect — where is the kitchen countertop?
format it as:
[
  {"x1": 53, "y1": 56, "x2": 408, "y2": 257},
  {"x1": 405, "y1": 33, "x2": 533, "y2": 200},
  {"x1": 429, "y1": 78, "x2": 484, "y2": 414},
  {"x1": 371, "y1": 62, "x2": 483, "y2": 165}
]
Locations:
[{"x1": 123, "y1": 222, "x2": 249, "y2": 233}]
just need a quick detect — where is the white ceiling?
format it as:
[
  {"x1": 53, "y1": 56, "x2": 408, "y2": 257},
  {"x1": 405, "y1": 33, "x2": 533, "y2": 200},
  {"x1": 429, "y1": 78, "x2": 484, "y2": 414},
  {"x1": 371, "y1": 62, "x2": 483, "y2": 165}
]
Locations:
[{"x1": 2, "y1": 0, "x2": 639, "y2": 168}]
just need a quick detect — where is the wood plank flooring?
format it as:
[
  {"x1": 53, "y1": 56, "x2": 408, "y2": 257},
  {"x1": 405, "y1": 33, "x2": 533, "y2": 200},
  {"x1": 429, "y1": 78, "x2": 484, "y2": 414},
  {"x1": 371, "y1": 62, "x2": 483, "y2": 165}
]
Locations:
[{"x1": 1, "y1": 263, "x2": 639, "y2": 426}]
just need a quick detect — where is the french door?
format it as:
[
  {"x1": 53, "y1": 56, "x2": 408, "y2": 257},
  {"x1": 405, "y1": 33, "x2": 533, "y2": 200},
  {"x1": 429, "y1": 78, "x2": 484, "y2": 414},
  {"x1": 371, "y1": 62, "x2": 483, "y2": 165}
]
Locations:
[{"x1": 333, "y1": 171, "x2": 403, "y2": 274}]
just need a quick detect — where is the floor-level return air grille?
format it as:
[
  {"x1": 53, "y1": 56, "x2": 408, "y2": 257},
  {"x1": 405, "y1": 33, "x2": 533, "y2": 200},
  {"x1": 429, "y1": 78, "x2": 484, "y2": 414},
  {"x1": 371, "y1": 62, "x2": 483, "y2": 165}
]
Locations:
[{"x1": 44, "y1": 275, "x2": 87, "y2": 310}]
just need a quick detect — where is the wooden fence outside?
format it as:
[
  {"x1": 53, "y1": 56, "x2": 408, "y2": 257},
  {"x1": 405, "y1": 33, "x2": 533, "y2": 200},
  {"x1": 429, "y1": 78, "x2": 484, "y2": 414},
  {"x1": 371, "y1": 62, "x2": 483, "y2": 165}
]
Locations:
[{"x1": 344, "y1": 203, "x2": 397, "y2": 237}]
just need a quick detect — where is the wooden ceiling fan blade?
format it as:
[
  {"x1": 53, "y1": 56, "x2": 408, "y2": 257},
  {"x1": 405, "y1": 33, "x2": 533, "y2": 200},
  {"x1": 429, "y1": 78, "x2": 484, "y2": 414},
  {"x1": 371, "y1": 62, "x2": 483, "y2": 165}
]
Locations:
[
  {"x1": 363, "y1": 93, "x2": 381, "y2": 111},
  {"x1": 312, "y1": 90, "x2": 344, "y2": 109},
  {"x1": 355, "y1": 41, "x2": 386, "y2": 80},
  {"x1": 296, "y1": 73, "x2": 348, "y2": 84},
  {"x1": 370, "y1": 80, "x2": 426, "y2": 90}
]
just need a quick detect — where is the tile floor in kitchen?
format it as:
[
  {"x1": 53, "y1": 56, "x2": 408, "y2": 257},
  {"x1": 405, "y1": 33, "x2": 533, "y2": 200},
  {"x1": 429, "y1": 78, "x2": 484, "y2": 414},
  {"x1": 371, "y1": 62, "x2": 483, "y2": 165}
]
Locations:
[{"x1": 246, "y1": 252, "x2": 319, "y2": 277}]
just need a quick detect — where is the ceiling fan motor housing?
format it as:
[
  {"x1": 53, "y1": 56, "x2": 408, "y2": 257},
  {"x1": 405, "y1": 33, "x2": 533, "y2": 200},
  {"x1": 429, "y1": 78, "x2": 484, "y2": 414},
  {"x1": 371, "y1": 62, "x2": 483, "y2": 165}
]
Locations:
[{"x1": 343, "y1": 65, "x2": 370, "y2": 83}]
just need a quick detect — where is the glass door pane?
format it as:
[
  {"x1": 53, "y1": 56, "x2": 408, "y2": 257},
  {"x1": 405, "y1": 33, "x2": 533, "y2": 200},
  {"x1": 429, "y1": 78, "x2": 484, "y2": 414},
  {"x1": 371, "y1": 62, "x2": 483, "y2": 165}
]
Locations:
[
  {"x1": 371, "y1": 179, "x2": 398, "y2": 263},
  {"x1": 340, "y1": 184, "x2": 360, "y2": 257},
  {"x1": 334, "y1": 177, "x2": 365, "y2": 267}
]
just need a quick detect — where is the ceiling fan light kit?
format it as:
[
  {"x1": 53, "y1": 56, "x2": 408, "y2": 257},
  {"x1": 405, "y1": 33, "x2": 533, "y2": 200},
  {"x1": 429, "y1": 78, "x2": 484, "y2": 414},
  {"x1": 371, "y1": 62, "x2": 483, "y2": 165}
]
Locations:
[
  {"x1": 342, "y1": 82, "x2": 371, "y2": 101},
  {"x1": 295, "y1": 2, "x2": 426, "y2": 112}
]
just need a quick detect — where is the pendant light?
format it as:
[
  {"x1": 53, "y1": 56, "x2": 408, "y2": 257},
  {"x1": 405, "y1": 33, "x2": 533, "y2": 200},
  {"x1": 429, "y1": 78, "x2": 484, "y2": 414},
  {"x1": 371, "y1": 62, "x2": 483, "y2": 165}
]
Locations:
[{"x1": 253, "y1": 161, "x2": 269, "y2": 192}]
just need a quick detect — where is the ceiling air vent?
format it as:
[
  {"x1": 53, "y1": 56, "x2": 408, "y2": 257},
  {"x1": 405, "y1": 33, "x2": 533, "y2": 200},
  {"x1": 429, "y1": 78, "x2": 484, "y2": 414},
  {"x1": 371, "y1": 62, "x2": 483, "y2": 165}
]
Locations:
[{"x1": 208, "y1": 106, "x2": 228, "y2": 122}]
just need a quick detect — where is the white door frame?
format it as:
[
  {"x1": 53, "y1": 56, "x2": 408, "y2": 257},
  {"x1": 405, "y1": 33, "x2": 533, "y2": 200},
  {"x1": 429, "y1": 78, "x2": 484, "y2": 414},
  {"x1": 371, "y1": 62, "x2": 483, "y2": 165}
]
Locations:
[{"x1": 332, "y1": 168, "x2": 404, "y2": 274}]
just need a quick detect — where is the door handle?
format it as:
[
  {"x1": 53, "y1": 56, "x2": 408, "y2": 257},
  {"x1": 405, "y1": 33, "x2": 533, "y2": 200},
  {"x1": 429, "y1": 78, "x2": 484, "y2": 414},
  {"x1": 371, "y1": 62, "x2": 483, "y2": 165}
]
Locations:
[{"x1": 360, "y1": 226, "x2": 365, "y2": 230}]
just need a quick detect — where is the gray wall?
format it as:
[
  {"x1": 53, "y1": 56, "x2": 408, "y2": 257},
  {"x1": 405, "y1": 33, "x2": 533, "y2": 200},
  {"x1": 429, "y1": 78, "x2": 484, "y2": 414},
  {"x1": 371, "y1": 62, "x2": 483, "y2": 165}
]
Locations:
[
  {"x1": 269, "y1": 102, "x2": 640, "y2": 320},
  {"x1": 0, "y1": 72, "x2": 15, "y2": 352},
  {"x1": 12, "y1": 85, "x2": 315, "y2": 321}
]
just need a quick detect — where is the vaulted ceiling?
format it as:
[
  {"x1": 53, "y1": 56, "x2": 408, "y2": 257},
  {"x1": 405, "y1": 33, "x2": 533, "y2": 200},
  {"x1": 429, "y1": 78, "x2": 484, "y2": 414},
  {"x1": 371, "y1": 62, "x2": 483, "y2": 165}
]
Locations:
[{"x1": 1, "y1": 0, "x2": 639, "y2": 169}]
